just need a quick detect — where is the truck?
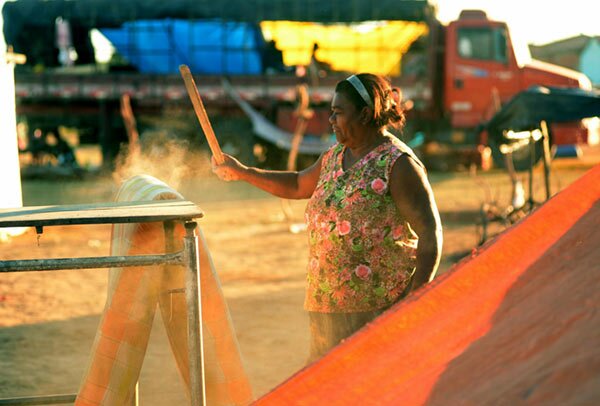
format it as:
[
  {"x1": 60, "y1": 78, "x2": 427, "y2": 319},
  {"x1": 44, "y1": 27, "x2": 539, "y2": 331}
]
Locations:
[{"x1": 3, "y1": 0, "x2": 596, "y2": 172}]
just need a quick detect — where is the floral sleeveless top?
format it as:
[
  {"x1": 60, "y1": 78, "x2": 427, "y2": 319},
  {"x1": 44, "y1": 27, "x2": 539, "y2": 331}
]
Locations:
[{"x1": 304, "y1": 134, "x2": 420, "y2": 313}]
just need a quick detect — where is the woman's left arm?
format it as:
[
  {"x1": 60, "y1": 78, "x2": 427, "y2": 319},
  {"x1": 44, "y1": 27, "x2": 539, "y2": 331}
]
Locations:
[{"x1": 389, "y1": 155, "x2": 443, "y2": 292}]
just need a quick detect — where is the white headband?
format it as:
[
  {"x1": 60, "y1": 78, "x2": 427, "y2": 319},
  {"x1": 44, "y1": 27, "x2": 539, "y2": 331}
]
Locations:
[{"x1": 346, "y1": 75, "x2": 373, "y2": 108}]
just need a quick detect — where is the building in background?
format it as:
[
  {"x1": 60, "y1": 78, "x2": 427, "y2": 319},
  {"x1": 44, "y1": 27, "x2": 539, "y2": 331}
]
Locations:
[{"x1": 530, "y1": 35, "x2": 600, "y2": 87}]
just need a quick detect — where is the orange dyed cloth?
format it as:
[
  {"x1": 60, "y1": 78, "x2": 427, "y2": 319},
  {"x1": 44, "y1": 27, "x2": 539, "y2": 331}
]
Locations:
[
  {"x1": 76, "y1": 175, "x2": 253, "y2": 406},
  {"x1": 257, "y1": 166, "x2": 600, "y2": 404}
]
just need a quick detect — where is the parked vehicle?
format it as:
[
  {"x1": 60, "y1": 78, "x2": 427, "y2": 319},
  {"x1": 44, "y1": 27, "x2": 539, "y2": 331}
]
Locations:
[{"x1": 3, "y1": 1, "x2": 595, "y2": 170}]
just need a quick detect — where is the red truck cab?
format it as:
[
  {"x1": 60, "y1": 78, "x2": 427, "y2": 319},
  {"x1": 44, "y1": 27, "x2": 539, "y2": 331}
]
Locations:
[
  {"x1": 445, "y1": 9, "x2": 591, "y2": 123},
  {"x1": 443, "y1": 10, "x2": 594, "y2": 165}
]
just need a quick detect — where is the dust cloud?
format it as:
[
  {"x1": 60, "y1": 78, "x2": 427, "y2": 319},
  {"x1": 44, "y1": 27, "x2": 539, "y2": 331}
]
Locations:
[{"x1": 112, "y1": 130, "x2": 212, "y2": 189}]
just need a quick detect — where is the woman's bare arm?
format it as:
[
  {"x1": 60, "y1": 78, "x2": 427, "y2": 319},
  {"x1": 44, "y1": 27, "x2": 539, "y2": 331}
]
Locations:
[
  {"x1": 211, "y1": 153, "x2": 323, "y2": 199},
  {"x1": 389, "y1": 155, "x2": 443, "y2": 292}
]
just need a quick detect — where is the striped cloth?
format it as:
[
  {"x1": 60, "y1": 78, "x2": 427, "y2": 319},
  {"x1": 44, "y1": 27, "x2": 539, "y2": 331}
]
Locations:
[{"x1": 76, "y1": 175, "x2": 253, "y2": 406}]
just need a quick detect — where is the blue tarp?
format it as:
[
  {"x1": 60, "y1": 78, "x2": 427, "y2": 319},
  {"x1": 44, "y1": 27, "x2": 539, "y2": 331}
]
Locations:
[{"x1": 101, "y1": 19, "x2": 265, "y2": 74}]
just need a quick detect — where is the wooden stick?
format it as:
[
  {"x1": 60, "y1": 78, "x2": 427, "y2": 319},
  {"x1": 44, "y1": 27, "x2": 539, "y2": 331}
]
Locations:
[
  {"x1": 179, "y1": 64, "x2": 224, "y2": 164},
  {"x1": 119, "y1": 93, "x2": 141, "y2": 160}
]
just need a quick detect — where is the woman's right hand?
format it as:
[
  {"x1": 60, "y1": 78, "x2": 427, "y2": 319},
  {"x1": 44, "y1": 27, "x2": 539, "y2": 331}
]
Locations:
[{"x1": 211, "y1": 153, "x2": 246, "y2": 182}]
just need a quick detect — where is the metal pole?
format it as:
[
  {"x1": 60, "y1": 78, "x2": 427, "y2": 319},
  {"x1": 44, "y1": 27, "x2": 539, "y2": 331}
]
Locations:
[
  {"x1": 528, "y1": 132, "x2": 535, "y2": 208},
  {"x1": 0, "y1": 393, "x2": 76, "y2": 405},
  {"x1": 184, "y1": 221, "x2": 206, "y2": 406},
  {"x1": 0, "y1": 252, "x2": 184, "y2": 273},
  {"x1": 131, "y1": 384, "x2": 138, "y2": 406},
  {"x1": 540, "y1": 120, "x2": 552, "y2": 201}
]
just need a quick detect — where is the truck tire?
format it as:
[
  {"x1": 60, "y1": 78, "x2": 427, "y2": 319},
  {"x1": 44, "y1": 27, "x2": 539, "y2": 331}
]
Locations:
[{"x1": 488, "y1": 132, "x2": 544, "y2": 171}]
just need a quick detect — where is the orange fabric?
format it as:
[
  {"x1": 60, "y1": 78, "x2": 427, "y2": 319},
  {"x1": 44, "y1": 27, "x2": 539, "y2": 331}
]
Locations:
[
  {"x1": 257, "y1": 164, "x2": 600, "y2": 405},
  {"x1": 76, "y1": 175, "x2": 253, "y2": 406}
]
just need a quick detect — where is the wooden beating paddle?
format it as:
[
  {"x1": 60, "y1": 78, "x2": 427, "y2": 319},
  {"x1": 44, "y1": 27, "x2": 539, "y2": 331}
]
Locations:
[{"x1": 179, "y1": 64, "x2": 224, "y2": 164}]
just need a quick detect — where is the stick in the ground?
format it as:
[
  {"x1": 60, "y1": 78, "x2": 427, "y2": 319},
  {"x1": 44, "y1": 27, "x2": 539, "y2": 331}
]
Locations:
[
  {"x1": 179, "y1": 64, "x2": 224, "y2": 164},
  {"x1": 119, "y1": 93, "x2": 141, "y2": 160}
]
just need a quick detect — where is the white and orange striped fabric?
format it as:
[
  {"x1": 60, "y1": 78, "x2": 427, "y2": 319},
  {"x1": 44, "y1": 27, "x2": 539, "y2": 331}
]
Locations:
[{"x1": 76, "y1": 175, "x2": 253, "y2": 406}]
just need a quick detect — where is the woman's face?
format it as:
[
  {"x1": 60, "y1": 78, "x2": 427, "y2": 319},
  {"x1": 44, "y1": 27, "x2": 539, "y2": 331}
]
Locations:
[{"x1": 329, "y1": 91, "x2": 364, "y2": 147}]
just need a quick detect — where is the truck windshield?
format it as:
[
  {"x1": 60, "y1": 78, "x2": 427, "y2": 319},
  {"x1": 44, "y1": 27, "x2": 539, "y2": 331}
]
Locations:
[{"x1": 457, "y1": 26, "x2": 508, "y2": 64}]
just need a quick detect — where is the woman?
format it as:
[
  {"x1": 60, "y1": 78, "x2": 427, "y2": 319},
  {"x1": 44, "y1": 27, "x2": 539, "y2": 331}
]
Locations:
[{"x1": 212, "y1": 73, "x2": 443, "y2": 362}]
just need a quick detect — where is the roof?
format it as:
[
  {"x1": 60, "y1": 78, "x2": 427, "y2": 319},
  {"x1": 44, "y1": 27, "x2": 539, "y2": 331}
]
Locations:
[
  {"x1": 257, "y1": 164, "x2": 600, "y2": 404},
  {"x1": 530, "y1": 35, "x2": 598, "y2": 59},
  {"x1": 2, "y1": 0, "x2": 433, "y2": 30}
]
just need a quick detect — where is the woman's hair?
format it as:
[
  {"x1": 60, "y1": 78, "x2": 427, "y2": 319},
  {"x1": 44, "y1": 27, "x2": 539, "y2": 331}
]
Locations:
[{"x1": 335, "y1": 73, "x2": 406, "y2": 130}]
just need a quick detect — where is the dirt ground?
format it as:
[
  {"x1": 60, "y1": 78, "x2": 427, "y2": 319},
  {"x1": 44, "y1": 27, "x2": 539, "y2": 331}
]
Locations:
[{"x1": 0, "y1": 148, "x2": 597, "y2": 404}]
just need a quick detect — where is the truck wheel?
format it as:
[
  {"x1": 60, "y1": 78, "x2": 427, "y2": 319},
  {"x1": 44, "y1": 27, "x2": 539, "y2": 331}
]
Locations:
[{"x1": 488, "y1": 133, "x2": 544, "y2": 171}]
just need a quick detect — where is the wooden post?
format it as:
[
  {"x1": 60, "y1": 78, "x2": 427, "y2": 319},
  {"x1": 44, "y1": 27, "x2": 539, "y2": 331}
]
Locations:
[
  {"x1": 120, "y1": 93, "x2": 141, "y2": 160},
  {"x1": 281, "y1": 82, "x2": 314, "y2": 224},
  {"x1": 287, "y1": 82, "x2": 312, "y2": 172}
]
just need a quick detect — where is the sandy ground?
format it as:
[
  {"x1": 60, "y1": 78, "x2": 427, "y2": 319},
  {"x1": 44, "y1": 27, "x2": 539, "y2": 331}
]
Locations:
[{"x1": 0, "y1": 150, "x2": 597, "y2": 404}]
